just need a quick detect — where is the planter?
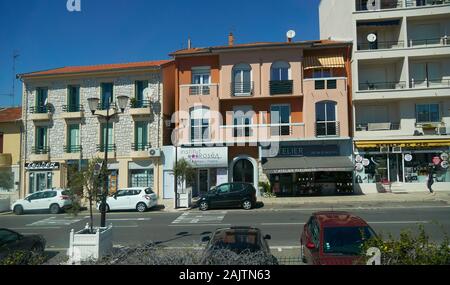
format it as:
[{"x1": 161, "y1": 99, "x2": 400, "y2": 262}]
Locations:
[{"x1": 67, "y1": 223, "x2": 113, "y2": 264}]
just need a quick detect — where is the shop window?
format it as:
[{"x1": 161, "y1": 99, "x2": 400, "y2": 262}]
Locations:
[
  {"x1": 355, "y1": 155, "x2": 389, "y2": 184},
  {"x1": 405, "y1": 153, "x2": 450, "y2": 183},
  {"x1": 416, "y1": 104, "x2": 440, "y2": 123},
  {"x1": 129, "y1": 169, "x2": 154, "y2": 188}
]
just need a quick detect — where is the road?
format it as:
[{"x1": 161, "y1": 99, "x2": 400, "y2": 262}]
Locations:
[{"x1": 1, "y1": 205, "x2": 449, "y2": 259}]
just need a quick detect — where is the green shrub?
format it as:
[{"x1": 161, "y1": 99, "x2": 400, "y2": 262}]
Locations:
[{"x1": 0, "y1": 251, "x2": 47, "y2": 265}]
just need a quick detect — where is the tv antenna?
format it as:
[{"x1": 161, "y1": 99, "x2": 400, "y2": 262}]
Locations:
[{"x1": 10, "y1": 50, "x2": 20, "y2": 106}]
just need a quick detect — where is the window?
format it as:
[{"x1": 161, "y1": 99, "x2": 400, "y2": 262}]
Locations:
[
  {"x1": 101, "y1": 83, "x2": 114, "y2": 110},
  {"x1": 271, "y1": 61, "x2": 291, "y2": 81},
  {"x1": 232, "y1": 63, "x2": 252, "y2": 95},
  {"x1": 67, "y1": 86, "x2": 80, "y2": 112},
  {"x1": 67, "y1": 124, "x2": 80, "y2": 153},
  {"x1": 313, "y1": 69, "x2": 332, "y2": 78},
  {"x1": 316, "y1": 101, "x2": 338, "y2": 136},
  {"x1": 323, "y1": 227, "x2": 375, "y2": 255},
  {"x1": 100, "y1": 123, "x2": 114, "y2": 151},
  {"x1": 233, "y1": 106, "x2": 253, "y2": 137},
  {"x1": 130, "y1": 169, "x2": 154, "y2": 188},
  {"x1": 145, "y1": 188, "x2": 155, "y2": 195},
  {"x1": 190, "y1": 107, "x2": 210, "y2": 142},
  {"x1": 191, "y1": 68, "x2": 211, "y2": 95},
  {"x1": 35, "y1": 127, "x2": 48, "y2": 150},
  {"x1": 416, "y1": 104, "x2": 440, "y2": 123},
  {"x1": 327, "y1": 80, "x2": 337, "y2": 89},
  {"x1": 217, "y1": 184, "x2": 231, "y2": 194},
  {"x1": 134, "y1": 121, "x2": 149, "y2": 150},
  {"x1": 270, "y1": 105, "x2": 291, "y2": 136},
  {"x1": 42, "y1": 191, "x2": 57, "y2": 199},
  {"x1": 135, "y1": 81, "x2": 148, "y2": 107},
  {"x1": 309, "y1": 218, "x2": 320, "y2": 247},
  {"x1": 36, "y1": 88, "x2": 48, "y2": 113},
  {"x1": 0, "y1": 229, "x2": 20, "y2": 245},
  {"x1": 315, "y1": 80, "x2": 326, "y2": 90}
]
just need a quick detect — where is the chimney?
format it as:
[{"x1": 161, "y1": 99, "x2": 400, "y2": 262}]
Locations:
[
  {"x1": 188, "y1": 38, "x2": 192, "y2": 49},
  {"x1": 228, "y1": 32, "x2": 234, "y2": 46}
]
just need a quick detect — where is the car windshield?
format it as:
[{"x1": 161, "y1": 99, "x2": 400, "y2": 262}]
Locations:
[
  {"x1": 211, "y1": 231, "x2": 262, "y2": 253},
  {"x1": 323, "y1": 226, "x2": 375, "y2": 256}
]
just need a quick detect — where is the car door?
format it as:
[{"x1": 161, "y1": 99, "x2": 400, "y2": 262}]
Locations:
[
  {"x1": 108, "y1": 190, "x2": 128, "y2": 210},
  {"x1": 27, "y1": 192, "x2": 47, "y2": 210},
  {"x1": 0, "y1": 230, "x2": 23, "y2": 257},
  {"x1": 128, "y1": 190, "x2": 142, "y2": 209},
  {"x1": 41, "y1": 191, "x2": 57, "y2": 210},
  {"x1": 309, "y1": 219, "x2": 321, "y2": 265},
  {"x1": 229, "y1": 183, "x2": 245, "y2": 207},
  {"x1": 211, "y1": 184, "x2": 232, "y2": 208},
  {"x1": 303, "y1": 217, "x2": 320, "y2": 264}
]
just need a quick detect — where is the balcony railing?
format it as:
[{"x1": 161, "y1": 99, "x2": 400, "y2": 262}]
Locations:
[
  {"x1": 189, "y1": 85, "x2": 211, "y2": 96},
  {"x1": 231, "y1": 82, "x2": 254, "y2": 97},
  {"x1": 131, "y1": 143, "x2": 151, "y2": 151},
  {"x1": 131, "y1": 100, "x2": 151, "y2": 109},
  {"x1": 315, "y1": 122, "x2": 341, "y2": 137},
  {"x1": 64, "y1": 145, "x2": 82, "y2": 153},
  {"x1": 355, "y1": 0, "x2": 403, "y2": 11},
  {"x1": 356, "y1": 123, "x2": 401, "y2": 132},
  {"x1": 406, "y1": 0, "x2": 450, "y2": 7},
  {"x1": 359, "y1": 81, "x2": 407, "y2": 91},
  {"x1": 408, "y1": 37, "x2": 449, "y2": 47},
  {"x1": 219, "y1": 123, "x2": 306, "y2": 142},
  {"x1": 96, "y1": 144, "x2": 117, "y2": 152},
  {"x1": 270, "y1": 80, "x2": 294, "y2": 95},
  {"x1": 30, "y1": 105, "x2": 50, "y2": 114},
  {"x1": 357, "y1": 40, "x2": 405, "y2": 50},
  {"x1": 62, "y1": 105, "x2": 84, "y2": 112},
  {"x1": 32, "y1": 146, "x2": 50, "y2": 154},
  {"x1": 410, "y1": 78, "x2": 450, "y2": 88}
]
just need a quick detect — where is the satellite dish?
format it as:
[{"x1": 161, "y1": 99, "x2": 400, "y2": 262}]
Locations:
[
  {"x1": 286, "y1": 30, "x2": 296, "y2": 39},
  {"x1": 367, "y1": 33, "x2": 377, "y2": 43}
]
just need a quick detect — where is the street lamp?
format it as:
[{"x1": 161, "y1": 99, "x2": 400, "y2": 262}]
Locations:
[{"x1": 87, "y1": 95, "x2": 129, "y2": 228}]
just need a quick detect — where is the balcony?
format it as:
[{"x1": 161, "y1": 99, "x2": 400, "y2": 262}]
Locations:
[
  {"x1": 356, "y1": 122, "x2": 401, "y2": 132},
  {"x1": 315, "y1": 122, "x2": 341, "y2": 138},
  {"x1": 130, "y1": 100, "x2": 152, "y2": 117},
  {"x1": 130, "y1": 143, "x2": 152, "y2": 158},
  {"x1": 359, "y1": 81, "x2": 407, "y2": 91},
  {"x1": 219, "y1": 123, "x2": 306, "y2": 143},
  {"x1": 355, "y1": 0, "x2": 403, "y2": 12},
  {"x1": 29, "y1": 106, "x2": 52, "y2": 121},
  {"x1": 62, "y1": 145, "x2": 82, "y2": 160},
  {"x1": 406, "y1": 0, "x2": 450, "y2": 8},
  {"x1": 96, "y1": 144, "x2": 116, "y2": 157},
  {"x1": 179, "y1": 84, "x2": 219, "y2": 112},
  {"x1": 0, "y1": 153, "x2": 12, "y2": 167},
  {"x1": 358, "y1": 40, "x2": 405, "y2": 51},
  {"x1": 30, "y1": 147, "x2": 50, "y2": 162},
  {"x1": 270, "y1": 80, "x2": 294, "y2": 95},
  {"x1": 231, "y1": 82, "x2": 254, "y2": 97},
  {"x1": 61, "y1": 105, "x2": 84, "y2": 120},
  {"x1": 410, "y1": 78, "x2": 450, "y2": 89},
  {"x1": 408, "y1": 37, "x2": 449, "y2": 48}
]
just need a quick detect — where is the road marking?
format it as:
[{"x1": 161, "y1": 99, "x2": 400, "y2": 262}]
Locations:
[
  {"x1": 169, "y1": 224, "x2": 232, "y2": 227},
  {"x1": 369, "y1": 221, "x2": 430, "y2": 224},
  {"x1": 10, "y1": 227, "x2": 61, "y2": 230},
  {"x1": 108, "y1": 218, "x2": 151, "y2": 222},
  {"x1": 257, "y1": 205, "x2": 450, "y2": 212},
  {"x1": 114, "y1": 225, "x2": 139, "y2": 228},
  {"x1": 261, "y1": 223, "x2": 306, "y2": 226},
  {"x1": 172, "y1": 211, "x2": 227, "y2": 225},
  {"x1": 27, "y1": 217, "x2": 84, "y2": 227}
]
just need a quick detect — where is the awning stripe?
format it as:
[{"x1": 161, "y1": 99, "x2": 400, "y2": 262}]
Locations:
[
  {"x1": 304, "y1": 56, "x2": 345, "y2": 70},
  {"x1": 355, "y1": 139, "x2": 450, "y2": 148}
]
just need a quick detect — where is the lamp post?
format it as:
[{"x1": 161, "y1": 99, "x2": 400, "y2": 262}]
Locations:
[{"x1": 87, "y1": 95, "x2": 129, "y2": 228}]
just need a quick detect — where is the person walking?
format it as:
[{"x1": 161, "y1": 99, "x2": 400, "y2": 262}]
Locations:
[{"x1": 427, "y1": 166, "x2": 435, "y2": 194}]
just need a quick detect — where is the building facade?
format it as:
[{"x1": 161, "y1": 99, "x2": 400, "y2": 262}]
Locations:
[
  {"x1": 320, "y1": 0, "x2": 450, "y2": 193},
  {"x1": 168, "y1": 37, "x2": 354, "y2": 199},
  {"x1": 0, "y1": 107, "x2": 22, "y2": 197},
  {"x1": 18, "y1": 60, "x2": 174, "y2": 200}
]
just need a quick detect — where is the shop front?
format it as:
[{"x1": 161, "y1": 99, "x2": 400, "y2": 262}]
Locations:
[
  {"x1": 25, "y1": 162, "x2": 60, "y2": 194},
  {"x1": 354, "y1": 140, "x2": 450, "y2": 193},
  {"x1": 262, "y1": 143, "x2": 354, "y2": 196},
  {"x1": 177, "y1": 147, "x2": 229, "y2": 197},
  {"x1": 128, "y1": 160, "x2": 154, "y2": 189}
]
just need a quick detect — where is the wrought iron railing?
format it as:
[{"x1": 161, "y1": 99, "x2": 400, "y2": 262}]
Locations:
[
  {"x1": 96, "y1": 144, "x2": 117, "y2": 152},
  {"x1": 315, "y1": 122, "x2": 341, "y2": 137},
  {"x1": 189, "y1": 85, "x2": 211, "y2": 96},
  {"x1": 131, "y1": 100, "x2": 151, "y2": 109},
  {"x1": 131, "y1": 143, "x2": 152, "y2": 151},
  {"x1": 62, "y1": 105, "x2": 84, "y2": 112},
  {"x1": 32, "y1": 146, "x2": 50, "y2": 154},
  {"x1": 64, "y1": 145, "x2": 82, "y2": 153},
  {"x1": 30, "y1": 105, "x2": 50, "y2": 114},
  {"x1": 231, "y1": 82, "x2": 254, "y2": 96},
  {"x1": 270, "y1": 80, "x2": 293, "y2": 95},
  {"x1": 359, "y1": 81, "x2": 407, "y2": 91}
]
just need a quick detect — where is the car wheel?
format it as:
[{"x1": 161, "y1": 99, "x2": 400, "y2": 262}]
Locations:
[
  {"x1": 31, "y1": 243, "x2": 44, "y2": 253},
  {"x1": 242, "y1": 200, "x2": 253, "y2": 210},
  {"x1": 136, "y1": 203, "x2": 147, "y2": 213},
  {"x1": 14, "y1": 205, "x2": 24, "y2": 215},
  {"x1": 300, "y1": 243, "x2": 307, "y2": 264},
  {"x1": 49, "y1": 204, "x2": 60, "y2": 214},
  {"x1": 199, "y1": 201, "x2": 209, "y2": 211}
]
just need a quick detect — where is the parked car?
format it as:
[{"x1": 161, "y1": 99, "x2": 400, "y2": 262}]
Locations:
[
  {"x1": 11, "y1": 189, "x2": 73, "y2": 215},
  {"x1": 198, "y1": 183, "x2": 257, "y2": 211},
  {"x1": 201, "y1": 227, "x2": 278, "y2": 265},
  {"x1": 300, "y1": 211, "x2": 377, "y2": 265},
  {"x1": 0, "y1": 228, "x2": 46, "y2": 261},
  {"x1": 97, "y1": 187, "x2": 158, "y2": 213}
]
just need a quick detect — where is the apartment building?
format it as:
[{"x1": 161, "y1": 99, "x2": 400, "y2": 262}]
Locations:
[
  {"x1": 0, "y1": 107, "x2": 22, "y2": 196},
  {"x1": 320, "y1": 0, "x2": 450, "y2": 192},
  {"x1": 167, "y1": 36, "x2": 353, "y2": 198},
  {"x1": 17, "y1": 60, "x2": 175, "y2": 199}
]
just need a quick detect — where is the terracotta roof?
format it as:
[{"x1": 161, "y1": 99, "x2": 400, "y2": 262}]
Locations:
[
  {"x1": 170, "y1": 39, "x2": 350, "y2": 56},
  {"x1": 19, "y1": 60, "x2": 173, "y2": 78},
  {"x1": 0, "y1": 107, "x2": 22, "y2": 123}
]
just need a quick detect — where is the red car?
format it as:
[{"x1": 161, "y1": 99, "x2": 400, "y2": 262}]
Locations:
[{"x1": 300, "y1": 211, "x2": 377, "y2": 265}]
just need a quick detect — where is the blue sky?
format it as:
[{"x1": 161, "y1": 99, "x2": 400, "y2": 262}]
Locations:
[{"x1": 0, "y1": 0, "x2": 320, "y2": 107}]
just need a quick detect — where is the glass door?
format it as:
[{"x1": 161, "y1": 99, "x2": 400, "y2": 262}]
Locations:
[
  {"x1": 198, "y1": 169, "x2": 210, "y2": 195},
  {"x1": 271, "y1": 105, "x2": 291, "y2": 136}
]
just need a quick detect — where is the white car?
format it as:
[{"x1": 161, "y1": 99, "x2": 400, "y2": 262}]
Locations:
[
  {"x1": 11, "y1": 189, "x2": 73, "y2": 215},
  {"x1": 97, "y1": 188, "x2": 158, "y2": 213}
]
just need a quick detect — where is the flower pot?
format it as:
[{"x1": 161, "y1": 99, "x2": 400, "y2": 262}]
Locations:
[{"x1": 67, "y1": 223, "x2": 113, "y2": 264}]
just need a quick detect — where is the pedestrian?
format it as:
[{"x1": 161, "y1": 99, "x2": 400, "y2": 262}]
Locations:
[{"x1": 427, "y1": 166, "x2": 435, "y2": 194}]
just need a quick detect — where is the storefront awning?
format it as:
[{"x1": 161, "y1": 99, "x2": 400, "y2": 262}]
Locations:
[
  {"x1": 303, "y1": 56, "x2": 345, "y2": 70},
  {"x1": 262, "y1": 156, "x2": 354, "y2": 174},
  {"x1": 355, "y1": 139, "x2": 450, "y2": 149}
]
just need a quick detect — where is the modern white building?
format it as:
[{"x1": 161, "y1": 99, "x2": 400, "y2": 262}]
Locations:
[{"x1": 320, "y1": 0, "x2": 450, "y2": 193}]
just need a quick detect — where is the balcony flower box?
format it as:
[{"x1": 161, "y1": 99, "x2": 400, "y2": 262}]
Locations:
[{"x1": 67, "y1": 224, "x2": 113, "y2": 264}]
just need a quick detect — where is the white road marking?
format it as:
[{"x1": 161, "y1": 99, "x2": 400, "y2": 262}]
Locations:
[
  {"x1": 172, "y1": 212, "x2": 227, "y2": 224},
  {"x1": 169, "y1": 224, "x2": 232, "y2": 227},
  {"x1": 11, "y1": 227, "x2": 61, "y2": 230},
  {"x1": 114, "y1": 225, "x2": 139, "y2": 228},
  {"x1": 108, "y1": 218, "x2": 151, "y2": 222},
  {"x1": 260, "y1": 205, "x2": 450, "y2": 212},
  {"x1": 27, "y1": 217, "x2": 84, "y2": 227}
]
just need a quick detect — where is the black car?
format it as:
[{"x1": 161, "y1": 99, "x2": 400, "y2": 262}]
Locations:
[
  {"x1": 201, "y1": 227, "x2": 278, "y2": 265},
  {"x1": 0, "y1": 229, "x2": 46, "y2": 261},
  {"x1": 198, "y1": 182, "x2": 257, "y2": 211}
]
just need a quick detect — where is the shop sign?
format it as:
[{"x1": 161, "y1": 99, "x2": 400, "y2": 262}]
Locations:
[
  {"x1": 276, "y1": 145, "x2": 339, "y2": 158},
  {"x1": 404, "y1": 154, "x2": 413, "y2": 162},
  {"x1": 432, "y1": 157, "x2": 442, "y2": 166},
  {"x1": 441, "y1": 161, "x2": 449, "y2": 169},
  {"x1": 362, "y1": 159, "x2": 370, "y2": 167},
  {"x1": 355, "y1": 155, "x2": 364, "y2": 163},
  {"x1": 355, "y1": 163, "x2": 364, "y2": 172},
  {"x1": 25, "y1": 162, "x2": 60, "y2": 171},
  {"x1": 178, "y1": 147, "x2": 228, "y2": 168}
]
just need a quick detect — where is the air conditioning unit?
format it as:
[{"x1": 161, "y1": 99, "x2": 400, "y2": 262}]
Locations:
[
  {"x1": 380, "y1": 146, "x2": 390, "y2": 153},
  {"x1": 148, "y1": 148, "x2": 161, "y2": 158},
  {"x1": 392, "y1": 146, "x2": 402, "y2": 153}
]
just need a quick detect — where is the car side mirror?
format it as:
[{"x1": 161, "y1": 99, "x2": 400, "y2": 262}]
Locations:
[
  {"x1": 26, "y1": 198, "x2": 31, "y2": 202},
  {"x1": 264, "y1": 235, "x2": 272, "y2": 240},
  {"x1": 202, "y1": 236, "x2": 211, "y2": 243}
]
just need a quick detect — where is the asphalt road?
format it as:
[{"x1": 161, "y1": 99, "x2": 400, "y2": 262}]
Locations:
[{"x1": 1, "y1": 205, "x2": 449, "y2": 255}]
